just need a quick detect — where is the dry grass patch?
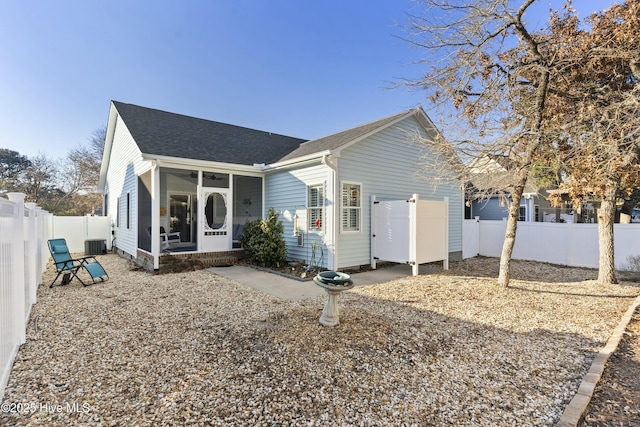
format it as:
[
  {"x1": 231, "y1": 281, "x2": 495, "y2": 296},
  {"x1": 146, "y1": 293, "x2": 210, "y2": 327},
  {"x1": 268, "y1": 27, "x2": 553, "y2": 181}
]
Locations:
[{"x1": 1, "y1": 255, "x2": 638, "y2": 426}]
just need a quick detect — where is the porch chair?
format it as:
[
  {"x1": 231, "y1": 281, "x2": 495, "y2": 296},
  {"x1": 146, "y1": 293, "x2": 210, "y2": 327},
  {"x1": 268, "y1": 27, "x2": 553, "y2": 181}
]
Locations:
[
  {"x1": 48, "y1": 238, "x2": 109, "y2": 288},
  {"x1": 146, "y1": 227, "x2": 181, "y2": 250},
  {"x1": 160, "y1": 226, "x2": 181, "y2": 248}
]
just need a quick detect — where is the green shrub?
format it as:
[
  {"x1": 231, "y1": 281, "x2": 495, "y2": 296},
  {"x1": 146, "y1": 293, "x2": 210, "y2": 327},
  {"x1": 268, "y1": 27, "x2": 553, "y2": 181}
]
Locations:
[{"x1": 239, "y1": 207, "x2": 287, "y2": 267}]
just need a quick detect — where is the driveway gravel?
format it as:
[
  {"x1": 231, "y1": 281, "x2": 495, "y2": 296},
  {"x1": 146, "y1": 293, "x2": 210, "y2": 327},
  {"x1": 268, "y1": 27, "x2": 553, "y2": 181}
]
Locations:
[{"x1": 1, "y1": 255, "x2": 638, "y2": 426}]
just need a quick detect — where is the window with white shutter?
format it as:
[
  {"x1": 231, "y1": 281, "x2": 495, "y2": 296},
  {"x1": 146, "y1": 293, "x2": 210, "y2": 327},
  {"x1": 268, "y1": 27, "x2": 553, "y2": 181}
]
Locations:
[
  {"x1": 341, "y1": 182, "x2": 361, "y2": 232},
  {"x1": 307, "y1": 184, "x2": 324, "y2": 231}
]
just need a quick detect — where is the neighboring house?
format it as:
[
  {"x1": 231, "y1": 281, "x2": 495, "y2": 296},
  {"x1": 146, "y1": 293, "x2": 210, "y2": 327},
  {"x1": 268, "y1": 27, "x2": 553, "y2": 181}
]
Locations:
[
  {"x1": 99, "y1": 101, "x2": 463, "y2": 270},
  {"x1": 465, "y1": 154, "x2": 555, "y2": 222}
]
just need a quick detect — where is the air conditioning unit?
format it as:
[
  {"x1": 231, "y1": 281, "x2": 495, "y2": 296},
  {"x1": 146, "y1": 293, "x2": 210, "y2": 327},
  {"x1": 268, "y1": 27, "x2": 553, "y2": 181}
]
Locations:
[{"x1": 85, "y1": 239, "x2": 106, "y2": 255}]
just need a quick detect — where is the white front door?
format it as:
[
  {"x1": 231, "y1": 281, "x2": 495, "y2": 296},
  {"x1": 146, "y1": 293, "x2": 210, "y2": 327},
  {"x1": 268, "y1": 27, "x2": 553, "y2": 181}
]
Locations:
[{"x1": 200, "y1": 187, "x2": 230, "y2": 252}]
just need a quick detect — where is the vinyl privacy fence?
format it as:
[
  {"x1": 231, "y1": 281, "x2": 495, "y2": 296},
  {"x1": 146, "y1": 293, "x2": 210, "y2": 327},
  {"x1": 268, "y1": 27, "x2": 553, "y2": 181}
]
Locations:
[
  {"x1": 3, "y1": 207, "x2": 638, "y2": 400},
  {"x1": 0, "y1": 193, "x2": 51, "y2": 402},
  {"x1": 463, "y1": 218, "x2": 640, "y2": 271},
  {"x1": 0, "y1": 194, "x2": 112, "y2": 402}
]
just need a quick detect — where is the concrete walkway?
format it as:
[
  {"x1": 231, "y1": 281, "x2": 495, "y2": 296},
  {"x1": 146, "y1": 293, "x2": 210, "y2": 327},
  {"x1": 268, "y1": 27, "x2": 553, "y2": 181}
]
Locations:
[{"x1": 208, "y1": 264, "x2": 441, "y2": 300}]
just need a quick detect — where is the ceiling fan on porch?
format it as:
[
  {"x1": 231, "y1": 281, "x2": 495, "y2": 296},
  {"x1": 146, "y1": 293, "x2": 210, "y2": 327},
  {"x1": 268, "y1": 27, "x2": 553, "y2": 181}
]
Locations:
[{"x1": 190, "y1": 171, "x2": 223, "y2": 180}]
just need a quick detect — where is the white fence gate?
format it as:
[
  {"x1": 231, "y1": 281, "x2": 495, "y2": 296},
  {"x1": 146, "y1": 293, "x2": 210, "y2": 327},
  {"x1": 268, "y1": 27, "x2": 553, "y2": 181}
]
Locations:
[{"x1": 371, "y1": 194, "x2": 449, "y2": 276}]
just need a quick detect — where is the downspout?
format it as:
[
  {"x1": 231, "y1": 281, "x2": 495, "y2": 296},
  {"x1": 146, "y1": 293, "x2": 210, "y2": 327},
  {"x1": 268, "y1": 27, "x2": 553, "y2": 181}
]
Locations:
[
  {"x1": 322, "y1": 154, "x2": 338, "y2": 270},
  {"x1": 151, "y1": 160, "x2": 160, "y2": 271}
]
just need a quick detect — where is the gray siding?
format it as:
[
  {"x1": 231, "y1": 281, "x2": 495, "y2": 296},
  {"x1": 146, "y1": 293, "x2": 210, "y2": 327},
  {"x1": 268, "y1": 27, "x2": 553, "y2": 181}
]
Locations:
[
  {"x1": 336, "y1": 116, "x2": 463, "y2": 268},
  {"x1": 471, "y1": 197, "x2": 508, "y2": 221}
]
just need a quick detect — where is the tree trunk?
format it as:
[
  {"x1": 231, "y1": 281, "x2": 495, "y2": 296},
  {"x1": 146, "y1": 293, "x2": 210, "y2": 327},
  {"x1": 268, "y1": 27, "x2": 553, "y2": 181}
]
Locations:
[
  {"x1": 597, "y1": 185, "x2": 618, "y2": 284},
  {"x1": 497, "y1": 185, "x2": 525, "y2": 286}
]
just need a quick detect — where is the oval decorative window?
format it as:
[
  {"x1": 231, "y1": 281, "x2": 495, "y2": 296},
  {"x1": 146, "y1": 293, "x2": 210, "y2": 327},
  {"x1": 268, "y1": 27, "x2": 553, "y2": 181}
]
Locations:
[{"x1": 205, "y1": 193, "x2": 227, "y2": 230}]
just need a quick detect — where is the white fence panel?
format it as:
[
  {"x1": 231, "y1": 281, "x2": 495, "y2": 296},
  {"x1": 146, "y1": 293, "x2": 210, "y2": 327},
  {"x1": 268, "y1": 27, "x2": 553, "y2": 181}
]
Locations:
[
  {"x1": 614, "y1": 224, "x2": 640, "y2": 270},
  {"x1": 1, "y1": 201, "x2": 107, "y2": 402},
  {"x1": 373, "y1": 199, "x2": 411, "y2": 264},
  {"x1": 0, "y1": 196, "x2": 23, "y2": 403},
  {"x1": 477, "y1": 220, "x2": 507, "y2": 258},
  {"x1": 415, "y1": 199, "x2": 448, "y2": 266},
  {"x1": 463, "y1": 219, "x2": 480, "y2": 259},
  {"x1": 469, "y1": 220, "x2": 640, "y2": 270},
  {"x1": 52, "y1": 216, "x2": 112, "y2": 253},
  {"x1": 0, "y1": 194, "x2": 51, "y2": 402},
  {"x1": 512, "y1": 222, "x2": 571, "y2": 266},
  {"x1": 567, "y1": 224, "x2": 600, "y2": 268},
  {"x1": 373, "y1": 194, "x2": 449, "y2": 275}
]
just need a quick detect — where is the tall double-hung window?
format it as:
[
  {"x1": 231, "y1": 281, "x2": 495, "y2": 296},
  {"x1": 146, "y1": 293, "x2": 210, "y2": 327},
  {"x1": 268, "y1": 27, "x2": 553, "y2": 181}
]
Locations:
[
  {"x1": 307, "y1": 184, "x2": 324, "y2": 231},
  {"x1": 342, "y1": 182, "x2": 361, "y2": 232}
]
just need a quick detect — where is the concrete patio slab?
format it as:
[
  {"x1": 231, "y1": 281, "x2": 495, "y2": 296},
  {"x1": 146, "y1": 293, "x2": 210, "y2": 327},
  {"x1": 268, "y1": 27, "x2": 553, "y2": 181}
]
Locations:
[{"x1": 208, "y1": 263, "x2": 444, "y2": 300}]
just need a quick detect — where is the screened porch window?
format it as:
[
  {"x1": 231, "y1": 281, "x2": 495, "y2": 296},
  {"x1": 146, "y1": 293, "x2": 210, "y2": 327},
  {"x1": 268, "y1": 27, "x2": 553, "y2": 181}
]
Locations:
[
  {"x1": 342, "y1": 182, "x2": 361, "y2": 232},
  {"x1": 307, "y1": 184, "x2": 324, "y2": 231}
]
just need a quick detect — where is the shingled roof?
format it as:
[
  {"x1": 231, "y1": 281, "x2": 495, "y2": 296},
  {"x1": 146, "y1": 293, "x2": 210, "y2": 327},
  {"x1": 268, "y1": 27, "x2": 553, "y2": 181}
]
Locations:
[
  {"x1": 112, "y1": 101, "x2": 306, "y2": 166},
  {"x1": 277, "y1": 109, "x2": 418, "y2": 162}
]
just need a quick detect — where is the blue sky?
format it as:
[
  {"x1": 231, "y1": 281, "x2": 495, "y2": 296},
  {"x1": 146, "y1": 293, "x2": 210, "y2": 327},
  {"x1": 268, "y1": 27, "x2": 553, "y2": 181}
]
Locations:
[{"x1": 0, "y1": 0, "x2": 615, "y2": 159}]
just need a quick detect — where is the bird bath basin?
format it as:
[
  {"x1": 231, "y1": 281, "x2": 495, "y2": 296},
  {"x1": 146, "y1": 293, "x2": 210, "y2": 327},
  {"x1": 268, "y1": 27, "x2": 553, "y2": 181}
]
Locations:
[{"x1": 313, "y1": 271, "x2": 354, "y2": 327}]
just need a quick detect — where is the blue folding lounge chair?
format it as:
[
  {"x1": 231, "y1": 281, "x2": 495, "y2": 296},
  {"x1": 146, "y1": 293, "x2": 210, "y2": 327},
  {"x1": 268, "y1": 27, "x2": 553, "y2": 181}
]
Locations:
[{"x1": 48, "y1": 238, "x2": 109, "y2": 288}]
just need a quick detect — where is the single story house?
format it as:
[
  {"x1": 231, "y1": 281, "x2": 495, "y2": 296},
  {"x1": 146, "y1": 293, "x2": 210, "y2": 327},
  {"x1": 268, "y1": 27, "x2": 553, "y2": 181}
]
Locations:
[{"x1": 98, "y1": 101, "x2": 463, "y2": 270}]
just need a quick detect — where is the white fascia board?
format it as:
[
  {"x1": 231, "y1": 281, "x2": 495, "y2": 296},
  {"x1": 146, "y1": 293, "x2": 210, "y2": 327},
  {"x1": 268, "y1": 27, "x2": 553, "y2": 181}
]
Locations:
[
  {"x1": 140, "y1": 154, "x2": 265, "y2": 176},
  {"x1": 98, "y1": 102, "x2": 119, "y2": 190},
  {"x1": 264, "y1": 150, "x2": 331, "y2": 171}
]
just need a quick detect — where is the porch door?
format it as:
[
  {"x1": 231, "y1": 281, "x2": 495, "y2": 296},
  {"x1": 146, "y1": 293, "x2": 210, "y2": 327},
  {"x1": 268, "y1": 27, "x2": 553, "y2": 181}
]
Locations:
[{"x1": 200, "y1": 187, "x2": 230, "y2": 252}]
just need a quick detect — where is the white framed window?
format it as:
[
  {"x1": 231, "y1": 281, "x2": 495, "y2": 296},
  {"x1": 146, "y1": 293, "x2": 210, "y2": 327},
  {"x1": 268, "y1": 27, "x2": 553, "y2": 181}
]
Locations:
[
  {"x1": 307, "y1": 184, "x2": 324, "y2": 232},
  {"x1": 126, "y1": 193, "x2": 131, "y2": 229},
  {"x1": 519, "y1": 205, "x2": 527, "y2": 222},
  {"x1": 341, "y1": 182, "x2": 361, "y2": 232},
  {"x1": 117, "y1": 193, "x2": 130, "y2": 228}
]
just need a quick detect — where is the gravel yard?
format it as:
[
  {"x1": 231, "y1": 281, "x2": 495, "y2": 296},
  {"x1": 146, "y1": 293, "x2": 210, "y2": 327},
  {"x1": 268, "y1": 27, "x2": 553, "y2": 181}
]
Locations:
[{"x1": 1, "y1": 255, "x2": 638, "y2": 426}]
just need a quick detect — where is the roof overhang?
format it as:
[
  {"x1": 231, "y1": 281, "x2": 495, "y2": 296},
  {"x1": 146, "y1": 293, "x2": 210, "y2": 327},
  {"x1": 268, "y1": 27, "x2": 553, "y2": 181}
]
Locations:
[
  {"x1": 98, "y1": 102, "x2": 119, "y2": 191},
  {"x1": 140, "y1": 153, "x2": 266, "y2": 177},
  {"x1": 264, "y1": 150, "x2": 331, "y2": 171}
]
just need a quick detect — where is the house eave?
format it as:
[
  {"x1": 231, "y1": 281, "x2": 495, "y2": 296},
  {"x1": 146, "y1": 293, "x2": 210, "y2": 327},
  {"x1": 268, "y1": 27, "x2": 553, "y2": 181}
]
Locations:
[
  {"x1": 264, "y1": 150, "x2": 331, "y2": 171},
  {"x1": 98, "y1": 102, "x2": 119, "y2": 191},
  {"x1": 140, "y1": 153, "x2": 265, "y2": 175}
]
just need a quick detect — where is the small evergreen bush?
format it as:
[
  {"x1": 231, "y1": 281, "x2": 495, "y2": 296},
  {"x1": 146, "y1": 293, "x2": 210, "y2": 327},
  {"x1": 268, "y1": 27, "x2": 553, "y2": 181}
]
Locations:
[{"x1": 239, "y1": 207, "x2": 287, "y2": 267}]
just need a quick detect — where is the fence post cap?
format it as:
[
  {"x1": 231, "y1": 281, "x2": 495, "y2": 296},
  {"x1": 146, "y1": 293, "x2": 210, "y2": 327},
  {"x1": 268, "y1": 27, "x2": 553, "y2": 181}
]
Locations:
[{"x1": 6, "y1": 192, "x2": 26, "y2": 202}]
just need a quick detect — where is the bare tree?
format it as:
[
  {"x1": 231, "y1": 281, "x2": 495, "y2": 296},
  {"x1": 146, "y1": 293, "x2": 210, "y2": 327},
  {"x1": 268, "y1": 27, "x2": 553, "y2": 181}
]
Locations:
[
  {"x1": 403, "y1": 0, "x2": 639, "y2": 284},
  {"x1": 402, "y1": 0, "x2": 559, "y2": 285},
  {"x1": 59, "y1": 126, "x2": 106, "y2": 215},
  {"x1": 542, "y1": 1, "x2": 640, "y2": 283}
]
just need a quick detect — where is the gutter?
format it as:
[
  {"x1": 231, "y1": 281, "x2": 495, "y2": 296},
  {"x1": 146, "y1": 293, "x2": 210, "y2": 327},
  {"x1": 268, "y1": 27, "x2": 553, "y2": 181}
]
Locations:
[{"x1": 264, "y1": 150, "x2": 331, "y2": 171}]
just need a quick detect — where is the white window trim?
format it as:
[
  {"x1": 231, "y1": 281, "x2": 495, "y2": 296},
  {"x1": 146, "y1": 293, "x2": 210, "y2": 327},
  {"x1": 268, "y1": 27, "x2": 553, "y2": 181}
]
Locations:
[
  {"x1": 341, "y1": 181, "x2": 362, "y2": 233},
  {"x1": 518, "y1": 205, "x2": 527, "y2": 222},
  {"x1": 306, "y1": 183, "x2": 324, "y2": 234}
]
